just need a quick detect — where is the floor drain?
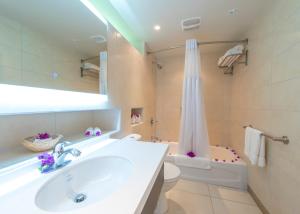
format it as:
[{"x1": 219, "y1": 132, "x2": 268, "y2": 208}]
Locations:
[{"x1": 74, "y1": 193, "x2": 87, "y2": 203}]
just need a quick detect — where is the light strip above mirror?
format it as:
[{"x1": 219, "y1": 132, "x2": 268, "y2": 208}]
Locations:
[{"x1": 0, "y1": 84, "x2": 108, "y2": 115}]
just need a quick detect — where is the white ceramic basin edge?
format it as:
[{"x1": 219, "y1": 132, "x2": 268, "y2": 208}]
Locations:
[{"x1": 35, "y1": 156, "x2": 134, "y2": 212}]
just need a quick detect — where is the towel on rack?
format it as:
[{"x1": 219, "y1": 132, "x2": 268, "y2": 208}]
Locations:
[
  {"x1": 244, "y1": 127, "x2": 266, "y2": 167},
  {"x1": 81, "y1": 62, "x2": 100, "y2": 72},
  {"x1": 218, "y1": 44, "x2": 244, "y2": 66}
]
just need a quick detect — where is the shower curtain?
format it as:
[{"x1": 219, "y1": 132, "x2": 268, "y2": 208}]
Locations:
[{"x1": 178, "y1": 39, "x2": 210, "y2": 158}]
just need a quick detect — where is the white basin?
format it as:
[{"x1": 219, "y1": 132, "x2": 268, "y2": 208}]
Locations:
[{"x1": 35, "y1": 156, "x2": 134, "y2": 212}]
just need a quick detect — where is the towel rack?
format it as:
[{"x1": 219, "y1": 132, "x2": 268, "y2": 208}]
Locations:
[
  {"x1": 219, "y1": 50, "x2": 248, "y2": 75},
  {"x1": 243, "y1": 125, "x2": 289, "y2": 145},
  {"x1": 80, "y1": 59, "x2": 99, "y2": 78}
]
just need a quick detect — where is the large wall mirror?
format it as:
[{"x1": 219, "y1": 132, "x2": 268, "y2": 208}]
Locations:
[{"x1": 0, "y1": 0, "x2": 108, "y2": 95}]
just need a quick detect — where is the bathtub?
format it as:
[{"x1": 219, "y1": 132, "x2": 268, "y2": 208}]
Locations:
[{"x1": 160, "y1": 141, "x2": 247, "y2": 190}]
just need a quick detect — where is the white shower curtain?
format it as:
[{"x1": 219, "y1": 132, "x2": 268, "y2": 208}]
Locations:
[{"x1": 178, "y1": 39, "x2": 210, "y2": 158}]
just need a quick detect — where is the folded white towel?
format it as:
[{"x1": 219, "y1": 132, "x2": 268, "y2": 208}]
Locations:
[
  {"x1": 226, "y1": 44, "x2": 244, "y2": 55},
  {"x1": 218, "y1": 44, "x2": 244, "y2": 66},
  {"x1": 244, "y1": 127, "x2": 266, "y2": 167},
  {"x1": 174, "y1": 155, "x2": 211, "y2": 169},
  {"x1": 82, "y1": 62, "x2": 100, "y2": 72}
]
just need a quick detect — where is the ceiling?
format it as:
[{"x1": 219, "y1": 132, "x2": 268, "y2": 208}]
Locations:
[
  {"x1": 0, "y1": 0, "x2": 108, "y2": 58},
  {"x1": 112, "y1": 0, "x2": 270, "y2": 56},
  {"x1": 0, "y1": 0, "x2": 271, "y2": 57}
]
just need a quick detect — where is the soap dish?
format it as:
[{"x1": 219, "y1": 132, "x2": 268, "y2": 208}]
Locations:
[{"x1": 22, "y1": 134, "x2": 63, "y2": 152}]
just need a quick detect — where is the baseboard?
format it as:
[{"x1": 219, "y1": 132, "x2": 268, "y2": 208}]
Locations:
[{"x1": 247, "y1": 185, "x2": 270, "y2": 214}]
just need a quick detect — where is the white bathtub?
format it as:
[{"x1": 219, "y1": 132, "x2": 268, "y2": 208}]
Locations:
[{"x1": 161, "y1": 141, "x2": 247, "y2": 190}]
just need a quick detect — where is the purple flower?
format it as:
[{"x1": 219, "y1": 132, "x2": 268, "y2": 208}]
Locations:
[
  {"x1": 38, "y1": 153, "x2": 51, "y2": 160},
  {"x1": 85, "y1": 131, "x2": 91, "y2": 136},
  {"x1": 186, "y1": 151, "x2": 196, "y2": 158},
  {"x1": 36, "y1": 132, "x2": 50, "y2": 140},
  {"x1": 95, "y1": 131, "x2": 101, "y2": 136},
  {"x1": 41, "y1": 157, "x2": 54, "y2": 166},
  {"x1": 38, "y1": 153, "x2": 55, "y2": 166}
]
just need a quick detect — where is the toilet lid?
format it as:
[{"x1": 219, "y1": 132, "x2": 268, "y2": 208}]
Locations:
[{"x1": 164, "y1": 162, "x2": 181, "y2": 182}]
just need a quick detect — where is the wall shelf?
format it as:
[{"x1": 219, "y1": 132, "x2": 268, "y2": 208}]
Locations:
[
  {"x1": 131, "y1": 122, "x2": 144, "y2": 128},
  {"x1": 219, "y1": 50, "x2": 248, "y2": 75},
  {"x1": 131, "y1": 107, "x2": 143, "y2": 126}
]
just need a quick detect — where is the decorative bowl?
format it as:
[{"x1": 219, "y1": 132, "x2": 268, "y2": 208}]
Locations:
[{"x1": 22, "y1": 134, "x2": 63, "y2": 152}]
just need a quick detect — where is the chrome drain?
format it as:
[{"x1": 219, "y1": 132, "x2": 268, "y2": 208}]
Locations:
[{"x1": 74, "y1": 193, "x2": 87, "y2": 203}]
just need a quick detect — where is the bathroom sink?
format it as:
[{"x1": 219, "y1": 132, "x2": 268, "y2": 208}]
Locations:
[{"x1": 35, "y1": 156, "x2": 134, "y2": 212}]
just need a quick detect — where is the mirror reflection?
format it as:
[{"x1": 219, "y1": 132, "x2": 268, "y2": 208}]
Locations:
[{"x1": 0, "y1": 0, "x2": 108, "y2": 94}]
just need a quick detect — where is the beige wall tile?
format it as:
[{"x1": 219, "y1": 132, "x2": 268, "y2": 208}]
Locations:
[
  {"x1": 271, "y1": 43, "x2": 300, "y2": 83},
  {"x1": 0, "y1": 44, "x2": 21, "y2": 69},
  {"x1": 228, "y1": 1, "x2": 300, "y2": 213},
  {"x1": 0, "y1": 66, "x2": 22, "y2": 85},
  {"x1": 0, "y1": 15, "x2": 21, "y2": 49},
  {"x1": 0, "y1": 16, "x2": 98, "y2": 93},
  {"x1": 0, "y1": 113, "x2": 56, "y2": 160},
  {"x1": 271, "y1": 78, "x2": 300, "y2": 111},
  {"x1": 55, "y1": 111, "x2": 94, "y2": 137},
  {"x1": 107, "y1": 25, "x2": 156, "y2": 140}
]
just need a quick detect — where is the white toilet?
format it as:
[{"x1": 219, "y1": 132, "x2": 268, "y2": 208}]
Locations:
[
  {"x1": 154, "y1": 162, "x2": 181, "y2": 214},
  {"x1": 122, "y1": 133, "x2": 142, "y2": 141}
]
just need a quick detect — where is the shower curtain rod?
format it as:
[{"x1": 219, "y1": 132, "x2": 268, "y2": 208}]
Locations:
[{"x1": 147, "y1": 39, "x2": 248, "y2": 54}]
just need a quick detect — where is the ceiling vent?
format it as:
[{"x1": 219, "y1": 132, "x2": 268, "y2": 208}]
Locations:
[
  {"x1": 181, "y1": 17, "x2": 201, "y2": 31},
  {"x1": 90, "y1": 35, "x2": 106, "y2": 44}
]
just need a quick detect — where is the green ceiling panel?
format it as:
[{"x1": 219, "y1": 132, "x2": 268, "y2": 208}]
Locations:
[{"x1": 89, "y1": 0, "x2": 145, "y2": 54}]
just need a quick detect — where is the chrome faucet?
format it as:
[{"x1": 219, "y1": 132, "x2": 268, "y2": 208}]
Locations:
[{"x1": 52, "y1": 141, "x2": 81, "y2": 168}]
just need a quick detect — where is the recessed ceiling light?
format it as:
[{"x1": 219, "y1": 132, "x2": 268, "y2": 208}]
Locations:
[
  {"x1": 154, "y1": 25, "x2": 161, "y2": 31},
  {"x1": 228, "y1": 8, "x2": 239, "y2": 16}
]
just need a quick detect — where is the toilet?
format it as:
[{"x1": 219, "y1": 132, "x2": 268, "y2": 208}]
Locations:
[
  {"x1": 122, "y1": 133, "x2": 142, "y2": 141},
  {"x1": 154, "y1": 162, "x2": 181, "y2": 214}
]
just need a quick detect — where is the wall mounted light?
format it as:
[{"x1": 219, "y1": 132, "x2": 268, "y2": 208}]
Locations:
[{"x1": 0, "y1": 84, "x2": 109, "y2": 115}]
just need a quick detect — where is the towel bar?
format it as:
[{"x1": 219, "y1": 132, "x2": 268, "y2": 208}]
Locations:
[{"x1": 243, "y1": 125, "x2": 289, "y2": 145}]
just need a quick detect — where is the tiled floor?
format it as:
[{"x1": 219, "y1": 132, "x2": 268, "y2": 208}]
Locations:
[{"x1": 166, "y1": 179, "x2": 262, "y2": 214}]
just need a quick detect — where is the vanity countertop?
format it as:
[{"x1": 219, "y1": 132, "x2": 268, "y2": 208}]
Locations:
[{"x1": 0, "y1": 139, "x2": 168, "y2": 214}]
